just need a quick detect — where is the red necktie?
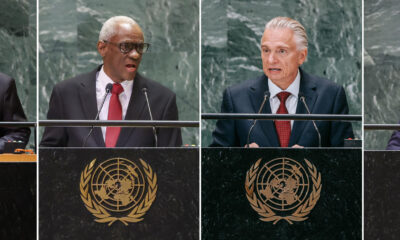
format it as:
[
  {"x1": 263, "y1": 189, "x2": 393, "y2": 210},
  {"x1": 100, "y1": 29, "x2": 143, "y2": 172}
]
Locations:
[
  {"x1": 105, "y1": 83, "x2": 124, "y2": 147},
  {"x1": 275, "y1": 91, "x2": 291, "y2": 147}
]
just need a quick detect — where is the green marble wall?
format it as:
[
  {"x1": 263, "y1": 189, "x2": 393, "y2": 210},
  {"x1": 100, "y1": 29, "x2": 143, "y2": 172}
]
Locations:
[
  {"x1": 364, "y1": 0, "x2": 400, "y2": 149},
  {"x1": 0, "y1": 0, "x2": 36, "y2": 149},
  {"x1": 39, "y1": 0, "x2": 199, "y2": 145},
  {"x1": 201, "y1": 0, "x2": 362, "y2": 146}
]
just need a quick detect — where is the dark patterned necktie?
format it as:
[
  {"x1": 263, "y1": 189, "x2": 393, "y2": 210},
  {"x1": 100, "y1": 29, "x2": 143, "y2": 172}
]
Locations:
[{"x1": 275, "y1": 91, "x2": 291, "y2": 147}]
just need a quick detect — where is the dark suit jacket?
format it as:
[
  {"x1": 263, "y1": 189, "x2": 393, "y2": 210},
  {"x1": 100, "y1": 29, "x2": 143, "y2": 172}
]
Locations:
[
  {"x1": 210, "y1": 69, "x2": 354, "y2": 147},
  {"x1": 386, "y1": 122, "x2": 400, "y2": 150},
  {"x1": 0, "y1": 73, "x2": 31, "y2": 152},
  {"x1": 40, "y1": 66, "x2": 182, "y2": 147}
]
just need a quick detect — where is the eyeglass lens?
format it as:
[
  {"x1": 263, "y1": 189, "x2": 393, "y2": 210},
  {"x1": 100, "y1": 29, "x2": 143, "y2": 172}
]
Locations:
[{"x1": 120, "y1": 42, "x2": 149, "y2": 54}]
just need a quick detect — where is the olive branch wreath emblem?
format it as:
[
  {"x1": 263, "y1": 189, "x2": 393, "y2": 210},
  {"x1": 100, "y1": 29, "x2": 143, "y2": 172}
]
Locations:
[
  {"x1": 80, "y1": 158, "x2": 157, "y2": 226},
  {"x1": 245, "y1": 158, "x2": 321, "y2": 224}
]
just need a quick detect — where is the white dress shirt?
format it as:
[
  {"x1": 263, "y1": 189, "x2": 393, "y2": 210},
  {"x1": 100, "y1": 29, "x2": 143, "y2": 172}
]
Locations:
[
  {"x1": 268, "y1": 70, "x2": 300, "y2": 128},
  {"x1": 96, "y1": 66, "x2": 133, "y2": 140}
]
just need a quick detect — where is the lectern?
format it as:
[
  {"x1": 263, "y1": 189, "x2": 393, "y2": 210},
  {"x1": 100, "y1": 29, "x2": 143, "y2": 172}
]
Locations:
[
  {"x1": 202, "y1": 148, "x2": 361, "y2": 240},
  {"x1": 39, "y1": 148, "x2": 198, "y2": 240},
  {"x1": 365, "y1": 150, "x2": 400, "y2": 240}
]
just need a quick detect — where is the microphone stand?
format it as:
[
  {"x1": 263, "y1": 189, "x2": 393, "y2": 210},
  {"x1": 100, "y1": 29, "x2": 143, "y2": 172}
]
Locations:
[
  {"x1": 299, "y1": 93, "x2": 322, "y2": 148},
  {"x1": 246, "y1": 91, "x2": 269, "y2": 147},
  {"x1": 142, "y1": 88, "x2": 158, "y2": 147},
  {"x1": 82, "y1": 83, "x2": 113, "y2": 147}
]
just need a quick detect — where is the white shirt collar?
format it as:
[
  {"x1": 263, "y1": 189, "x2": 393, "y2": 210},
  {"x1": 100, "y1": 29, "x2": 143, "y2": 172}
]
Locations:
[
  {"x1": 95, "y1": 66, "x2": 134, "y2": 140},
  {"x1": 268, "y1": 70, "x2": 300, "y2": 99},
  {"x1": 97, "y1": 66, "x2": 133, "y2": 96}
]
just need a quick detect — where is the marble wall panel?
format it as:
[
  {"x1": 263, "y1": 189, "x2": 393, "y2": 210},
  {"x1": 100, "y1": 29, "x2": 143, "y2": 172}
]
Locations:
[
  {"x1": 39, "y1": 0, "x2": 199, "y2": 145},
  {"x1": 202, "y1": 0, "x2": 362, "y2": 146},
  {"x1": 364, "y1": 0, "x2": 400, "y2": 149},
  {"x1": 0, "y1": 0, "x2": 36, "y2": 149}
]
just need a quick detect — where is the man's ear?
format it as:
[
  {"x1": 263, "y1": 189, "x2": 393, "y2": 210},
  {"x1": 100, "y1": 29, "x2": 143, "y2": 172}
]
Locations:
[
  {"x1": 298, "y1": 48, "x2": 308, "y2": 65},
  {"x1": 97, "y1": 41, "x2": 107, "y2": 57}
]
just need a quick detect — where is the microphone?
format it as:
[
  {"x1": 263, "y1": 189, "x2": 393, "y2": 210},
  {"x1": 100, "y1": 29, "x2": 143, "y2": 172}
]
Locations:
[
  {"x1": 246, "y1": 91, "x2": 270, "y2": 147},
  {"x1": 82, "y1": 83, "x2": 113, "y2": 147},
  {"x1": 142, "y1": 88, "x2": 158, "y2": 147},
  {"x1": 299, "y1": 92, "x2": 321, "y2": 148}
]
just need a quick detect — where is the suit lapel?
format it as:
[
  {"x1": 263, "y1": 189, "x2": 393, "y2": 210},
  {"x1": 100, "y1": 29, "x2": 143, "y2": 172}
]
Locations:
[
  {"x1": 116, "y1": 73, "x2": 147, "y2": 147},
  {"x1": 289, "y1": 69, "x2": 318, "y2": 146},
  {"x1": 78, "y1": 66, "x2": 105, "y2": 147},
  {"x1": 248, "y1": 75, "x2": 279, "y2": 147}
]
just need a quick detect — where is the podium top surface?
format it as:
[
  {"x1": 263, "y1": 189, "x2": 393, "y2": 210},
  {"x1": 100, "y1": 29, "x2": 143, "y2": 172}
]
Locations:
[{"x1": 0, "y1": 154, "x2": 37, "y2": 162}]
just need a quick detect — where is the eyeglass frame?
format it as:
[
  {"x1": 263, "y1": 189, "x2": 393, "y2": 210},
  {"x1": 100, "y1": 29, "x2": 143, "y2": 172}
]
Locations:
[{"x1": 102, "y1": 40, "x2": 150, "y2": 54}]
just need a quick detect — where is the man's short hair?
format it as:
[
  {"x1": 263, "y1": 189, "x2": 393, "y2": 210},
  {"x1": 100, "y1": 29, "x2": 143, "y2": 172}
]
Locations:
[
  {"x1": 265, "y1": 17, "x2": 308, "y2": 50},
  {"x1": 99, "y1": 16, "x2": 138, "y2": 41}
]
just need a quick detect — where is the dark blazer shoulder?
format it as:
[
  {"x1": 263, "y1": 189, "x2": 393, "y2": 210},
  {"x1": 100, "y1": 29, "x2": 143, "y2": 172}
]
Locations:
[
  {"x1": 229, "y1": 75, "x2": 265, "y2": 92},
  {"x1": 0, "y1": 72, "x2": 14, "y2": 95},
  {"x1": 53, "y1": 67, "x2": 98, "y2": 92},
  {"x1": 0, "y1": 72, "x2": 13, "y2": 83},
  {"x1": 301, "y1": 70, "x2": 342, "y2": 91}
]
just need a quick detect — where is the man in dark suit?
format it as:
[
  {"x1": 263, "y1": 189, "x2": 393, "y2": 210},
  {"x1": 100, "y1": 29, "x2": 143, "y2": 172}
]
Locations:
[
  {"x1": 40, "y1": 16, "x2": 182, "y2": 147},
  {"x1": 0, "y1": 72, "x2": 31, "y2": 152},
  {"x1": 387, "y1": 123, "x2": 400, "y2": 150},
  {"x1": 211, "y1": 17, "x2": 353, "y2": 147}
]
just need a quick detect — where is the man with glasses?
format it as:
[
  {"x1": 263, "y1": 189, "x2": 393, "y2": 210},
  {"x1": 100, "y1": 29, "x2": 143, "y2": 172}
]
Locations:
[
  {"x1": 0, "y1": 72, "x2": 30, "y2": 152},
  {"x1": 41, "y1": 16, "x2": 182, "y2": 147}
]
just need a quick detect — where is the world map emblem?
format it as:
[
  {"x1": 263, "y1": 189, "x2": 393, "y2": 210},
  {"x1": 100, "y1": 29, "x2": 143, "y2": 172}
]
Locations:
[
  {"x1": 80, "y1": 157, "x2": 157, "y2": 226},
  {"x1": 245, "y1": 157, "x2": 321, "y2": 224}
]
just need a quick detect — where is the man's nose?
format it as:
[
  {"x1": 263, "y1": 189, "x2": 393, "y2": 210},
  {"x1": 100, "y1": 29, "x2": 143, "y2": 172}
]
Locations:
[
  {"x1": 128, "y1": 49, "x2": 141, "y2": 59},
  {"x1": 268, "y1": 52, "x2": 278, "y2": 63}
]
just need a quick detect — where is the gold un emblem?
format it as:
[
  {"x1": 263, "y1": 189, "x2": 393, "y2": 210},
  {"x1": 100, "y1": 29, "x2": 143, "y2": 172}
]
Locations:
[
  {"x1": 80, "y1": 157, "x2": 157, "y2": 226},
  {"x1": 245, "y1": 157, "x2": 321, "y2": 224}
]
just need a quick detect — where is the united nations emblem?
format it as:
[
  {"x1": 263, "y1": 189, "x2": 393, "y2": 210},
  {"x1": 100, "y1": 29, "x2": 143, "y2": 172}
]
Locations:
[
  {"x1": 245, "y1": 157, "x2": 321, "y2": 224},
  {"x1": 80, "y1": 157, "x2": 157, "y2": 226}
]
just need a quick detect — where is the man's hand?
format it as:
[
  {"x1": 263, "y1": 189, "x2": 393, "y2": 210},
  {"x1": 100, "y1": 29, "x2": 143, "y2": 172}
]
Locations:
[
  {"x1": 292, "y1": 144, "x2": 304, "y2": 148},
  {"x1": 245, "y1": 142, "x2": 260, "y2": 148}
]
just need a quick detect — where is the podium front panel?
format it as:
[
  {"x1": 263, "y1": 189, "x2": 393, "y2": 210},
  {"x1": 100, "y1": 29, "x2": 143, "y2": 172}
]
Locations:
[
  {"x1": 365, "y1": 151, "x2": 400, "y2": 240},
  {"x1": 202, "y1": 148, "x2": 361, "y2": 240},
  {"x1": 0, "y1": 157, "x2": 36, "y2": 239},
  {"x1": 39, "y1": 148, "x2": 198, "y2": 240}
]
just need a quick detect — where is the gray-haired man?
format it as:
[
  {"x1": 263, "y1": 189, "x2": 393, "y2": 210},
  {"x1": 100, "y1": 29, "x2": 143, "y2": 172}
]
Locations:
[
  {"x1": 211, "y1": 17, "x2": 354, "y2": 148},
  {"x1": 41, "y1": 16, "x2": 182, "y2": 147}
]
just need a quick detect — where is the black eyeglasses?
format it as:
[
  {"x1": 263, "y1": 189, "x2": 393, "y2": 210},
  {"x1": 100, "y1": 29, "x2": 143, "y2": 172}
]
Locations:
[{"x1": 103, "y1": 40, "x2": 150, "y2": 54}]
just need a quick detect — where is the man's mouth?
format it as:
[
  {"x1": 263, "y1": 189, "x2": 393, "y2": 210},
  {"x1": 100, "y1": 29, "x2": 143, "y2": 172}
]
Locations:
[
  {"x1": 126, "y1": 64, "x2": 137, "y2": 72},
  {"x1": 269, "y1": 68, "x2": 281, "y2": 72}
]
